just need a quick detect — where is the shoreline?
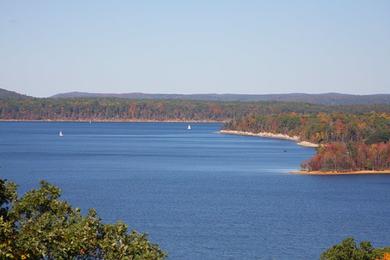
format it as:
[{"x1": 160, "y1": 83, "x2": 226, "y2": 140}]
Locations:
[
  {"x1": 291, "y1": 170, "x2": 390, "y2": 175},
  {"x1": 0, "y1": 119, "x2": 225, "y2": 123},
  {"x1": 220, "y1": 129, "x2": 319, "y2": 148}
]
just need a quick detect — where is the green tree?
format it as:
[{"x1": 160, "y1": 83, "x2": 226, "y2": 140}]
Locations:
[
  {"x1": 320, "y1": 237, "x2": 380, "y2": 260},
  {"x1": 0, "y1": 179, "x2": 166, "y2": 259}
]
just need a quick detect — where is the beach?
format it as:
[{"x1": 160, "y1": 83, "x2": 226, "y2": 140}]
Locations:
[{"x1": 220, "y1": 129, "x2": 319, "y2": 148}]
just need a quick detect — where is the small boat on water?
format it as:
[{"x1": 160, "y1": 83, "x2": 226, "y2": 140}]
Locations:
[
  {"x1": 59, "y1": 131, "x2": 64, "y2": 137},
  {"x1": 187, "y1": 124, "x2": 191, "y2": 130}
]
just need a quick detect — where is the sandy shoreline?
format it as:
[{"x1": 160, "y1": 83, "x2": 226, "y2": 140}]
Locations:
[
  {"x1": 291, "y1": 170, "x2": 390, "y2": 175},
  {"x1": 220, "y1": 129, "x2": 319, "y2": 148}
]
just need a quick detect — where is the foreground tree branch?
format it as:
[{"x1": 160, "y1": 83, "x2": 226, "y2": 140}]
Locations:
[{"x1": 0, "y1": 179, "x2": 166, "y2": 259}]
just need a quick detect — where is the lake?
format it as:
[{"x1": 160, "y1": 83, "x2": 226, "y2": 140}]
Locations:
[{"x1": 1, "y1": 122, "x2": 389, "y2": 259}]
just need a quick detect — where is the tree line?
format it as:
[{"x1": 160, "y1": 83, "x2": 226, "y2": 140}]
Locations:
[{"x1": 2, "y1": 97, "x2": 390, "y2": 121}]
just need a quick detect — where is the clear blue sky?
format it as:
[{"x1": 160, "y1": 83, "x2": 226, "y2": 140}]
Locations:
[{"x1": 1, "y1": 1, "x2": 389, "y2": 97}]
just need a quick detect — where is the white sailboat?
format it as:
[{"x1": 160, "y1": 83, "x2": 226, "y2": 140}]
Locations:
[
  {"x1": 59, "y1": 131, "x2": 64, "y2": 137},
  {"x1": 187, "y1": 124, "x2": 191, "y2": 130}
]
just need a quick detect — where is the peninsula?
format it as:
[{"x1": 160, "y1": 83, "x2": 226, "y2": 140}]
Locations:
[{"x1": 222, "y1": 112, "x2": 390, "y2": 174}]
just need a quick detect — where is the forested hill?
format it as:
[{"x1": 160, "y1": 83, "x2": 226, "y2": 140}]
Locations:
[
  {"x1": 1, "y1": 88, "x2": 390, "y2": 121},
  {"x1": 0, "y1": 88, "x2": 29, "y2": 99},
  {"x1": 51, "y1": 92, "x2": 390, "y2": 105},
  {"x1": 2, "y1": 88, "x2": 390, "y2": 105}
]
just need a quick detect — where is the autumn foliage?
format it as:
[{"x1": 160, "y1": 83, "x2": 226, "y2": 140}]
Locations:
[
  {"x1": 302, "y1": 142, "x2": 390, "y2": 171},
  {"x1": 225, "y1": 112, "x2": 390, "y2": 144}
]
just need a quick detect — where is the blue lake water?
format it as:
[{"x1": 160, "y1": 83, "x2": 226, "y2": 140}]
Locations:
[{"x1": 1, "y1": 122, "x2": 390, "y2": 259}]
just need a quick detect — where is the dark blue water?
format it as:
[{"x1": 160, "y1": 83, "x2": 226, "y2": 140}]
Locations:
[{"x1": 1, "y1": 122, "x2": 389, "y2": 259}]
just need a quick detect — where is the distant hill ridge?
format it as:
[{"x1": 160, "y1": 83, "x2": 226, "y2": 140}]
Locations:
[
  {"x1": 0, "y1": 88, "x2": 29, "y2": 99},
  {"x1": 1, "y1": 88, "x2": 390, "y2": 105},
  {"x1": 51, "y1": 91, "x2": 390, "y2": 105}
]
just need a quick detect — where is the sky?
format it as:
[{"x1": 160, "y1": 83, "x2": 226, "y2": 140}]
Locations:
[{"x1": 0, "y1": 1, "x2": 389, "y2": 97}]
